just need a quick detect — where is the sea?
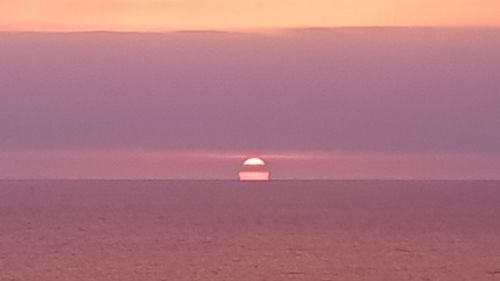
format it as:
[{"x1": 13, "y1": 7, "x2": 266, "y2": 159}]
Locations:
[{"x1": 1, "y1": 180, "x2": 499, "y2": 280}]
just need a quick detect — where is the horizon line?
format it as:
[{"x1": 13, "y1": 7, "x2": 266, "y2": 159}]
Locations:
[{"x1": 2, "y1": 178, "x2": 499, "y2": 182}]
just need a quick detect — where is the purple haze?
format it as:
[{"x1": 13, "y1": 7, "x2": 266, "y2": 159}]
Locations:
[
  {"x1": 1, "y1": 28, "x2": 499, "y2": 152},
  {"x1": 1, "y1": 28, "x2": 499, "y2": 179}
]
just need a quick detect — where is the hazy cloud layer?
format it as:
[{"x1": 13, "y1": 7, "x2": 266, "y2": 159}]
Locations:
[{"x1": 1, "y1": 28, "x2": 500, "y2": 153}]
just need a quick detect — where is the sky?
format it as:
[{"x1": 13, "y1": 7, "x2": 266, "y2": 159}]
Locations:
[
  {"x1": 1, "y1": 1, "x2": 499, "y2": 179},
  {"x1": 1, "y1": 0, "x2": 500, "y2": 31},
  {"x1": 1, "y1": 29, "x2": 499, "y2": 179}
]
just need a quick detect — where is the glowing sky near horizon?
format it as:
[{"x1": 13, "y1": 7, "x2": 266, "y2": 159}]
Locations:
[
  {"x1": 2, "y1": 149, "x2": 500, "y2": 180},
  {"x1": 1, "y1": 0, "x2": 500, "y2": 31}
]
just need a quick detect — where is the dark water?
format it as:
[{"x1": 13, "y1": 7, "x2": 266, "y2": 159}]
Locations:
[{"x1": 1, "y1": 180, "x2": 500, "y2": 280}]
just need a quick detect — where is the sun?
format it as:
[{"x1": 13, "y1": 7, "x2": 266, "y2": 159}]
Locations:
[
  {"x1": 239, "y1": 157, "x2": 270, "y2": 181},
  {"x1": 243, "y1": 157, "x2": 266, "y2": 166}
]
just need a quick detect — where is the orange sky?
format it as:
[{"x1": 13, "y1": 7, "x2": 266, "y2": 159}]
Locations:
[{"x1": 1, "y1": 0, "x2": 499, "y2": 31}]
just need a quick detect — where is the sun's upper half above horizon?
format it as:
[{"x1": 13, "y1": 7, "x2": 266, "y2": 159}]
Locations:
[{"x1": 243, "y1": 157, "x2": 266, "y2": 166}]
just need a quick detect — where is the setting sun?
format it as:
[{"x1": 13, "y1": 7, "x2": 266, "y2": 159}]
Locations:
[
  {"x1": 239, "y1": 157, "x2": 270, "y2": 181},
  {"x1": 243, "y1": 157, "x2": 266, "y2": 166}
]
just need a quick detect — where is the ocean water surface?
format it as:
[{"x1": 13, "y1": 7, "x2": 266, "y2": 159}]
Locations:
[{"x1": 1, "y1": 180, "x2": 499, "y2": 280}]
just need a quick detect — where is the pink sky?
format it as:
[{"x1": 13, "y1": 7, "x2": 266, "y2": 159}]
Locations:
[
  {"x1": 1, "y1": 29, "x2": 499, "y2": 179},
  {"x1": 2, "y1": 149, "x2": 500, "y2": 180}
]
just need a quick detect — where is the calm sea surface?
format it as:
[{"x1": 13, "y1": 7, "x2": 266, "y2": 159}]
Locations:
[{"x1": 1, "y1": 180, "x2": 500, "y2": 280}]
